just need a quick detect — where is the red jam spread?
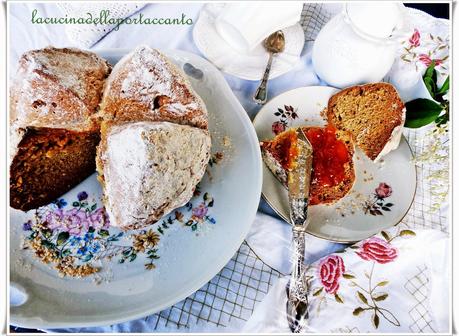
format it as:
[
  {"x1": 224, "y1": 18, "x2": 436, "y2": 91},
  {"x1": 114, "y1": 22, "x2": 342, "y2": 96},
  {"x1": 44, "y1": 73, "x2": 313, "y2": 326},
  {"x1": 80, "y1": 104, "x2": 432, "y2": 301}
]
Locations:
[
  {"x1": 268, "y1": 129, "x2": 299, "y2": 170},
  {"x1": 304, "y1": 125, "x2": 350, "y2": 187}
]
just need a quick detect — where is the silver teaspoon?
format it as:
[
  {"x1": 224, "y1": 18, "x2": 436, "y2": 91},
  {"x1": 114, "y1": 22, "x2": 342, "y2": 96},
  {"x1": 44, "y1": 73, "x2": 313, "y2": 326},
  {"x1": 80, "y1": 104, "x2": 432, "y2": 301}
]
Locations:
[{"x1": 253, "y1": 30, "x2": 285, "y2": 105}]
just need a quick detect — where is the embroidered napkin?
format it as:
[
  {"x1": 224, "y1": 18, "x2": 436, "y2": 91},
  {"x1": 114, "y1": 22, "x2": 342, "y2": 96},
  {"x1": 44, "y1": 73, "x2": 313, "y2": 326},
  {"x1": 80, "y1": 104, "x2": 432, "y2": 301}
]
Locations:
[
  {"x1": 57, "y1": 3, "x2": 145, "y2": 48},
  {"x1": 244, "y1": 226, "x2": 449, "y2": 333}
]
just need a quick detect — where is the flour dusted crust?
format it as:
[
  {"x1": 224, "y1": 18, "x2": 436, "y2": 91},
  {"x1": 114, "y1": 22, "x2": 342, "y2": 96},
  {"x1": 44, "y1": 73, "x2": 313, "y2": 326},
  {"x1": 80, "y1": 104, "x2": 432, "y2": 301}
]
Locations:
[
  {"x1": 99, "y1": 45, "x2": 208, "y2": 129},
  {"x1": 10, "y1": 47, "x2": 111, "y2": 132},
  {"x1": 97, "y1": 122, "x2": 211, "y2": 229}
]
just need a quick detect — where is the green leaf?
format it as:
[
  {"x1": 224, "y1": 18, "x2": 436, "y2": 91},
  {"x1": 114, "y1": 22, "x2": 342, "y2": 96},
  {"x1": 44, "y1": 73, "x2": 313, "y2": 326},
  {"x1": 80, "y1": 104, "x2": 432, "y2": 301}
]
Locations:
[
  {"x1": 423, "y1": 62, "x2": 437, "y2": 98},
  {"x1": 374, "y1": 293, "x2": 388, "y2": 301},
  {"x1": 357, "y1": 291, "x2": 368, "y2": 304},
  {"x1": 437, "y1": 76, "x2": 449, "y2": 96},
  {"x1": 41, "y1": 240, "x2": 55, "y2": 249},
  {"x1": 334, "y1": 293, "x2": 344, "y2": 303},
  {"x1": 91, "y1": 204, "x2": 97, "y2": 211},
  {"x1": 313, "y1": 287, "x2": 323, "y2": 296},
  {"x1": 72, "y1": 201, "x2": 80, "y2": 207},
  {"x1": 98, "y1": 229, "x2": 109, "y2": 237},
  {"x1": 88, "y1": 226, "x2": 95, "y2": 233},
  {"x1": 373, "y1": 313, "x2": 380, "y2": 329},
  {"x1": 381, "y1": 231, "x2": 391, "y2": 242},
  {"x1": 61, "y1": 249, "x2": 71, "y2": 257},
  {"x1": 129, "y1": 254, "x2": 137, "y2": 262},
  {"x1": 405, "y1": 99, "x2": 443, "y2": 128},
  {"x1": 377, "y1": 280, "x2": 389, "y2": 287},
  {"x1": 400, "y1": 229, "x2": 416, "y2": 236},
  {"x1": 353, "y1": 307, "x2": 365, "y2": 316},
  {"x1": 56, "y1": 231, "x2": 69, "y2": 245},
  {"x1": 343, "y1": 273, "x2": 355, "y2": 279}
]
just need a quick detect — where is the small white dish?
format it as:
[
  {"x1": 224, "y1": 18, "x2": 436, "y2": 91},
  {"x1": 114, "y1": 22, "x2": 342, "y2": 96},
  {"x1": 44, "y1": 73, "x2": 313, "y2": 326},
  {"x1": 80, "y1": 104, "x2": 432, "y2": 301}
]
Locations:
[
  {"x1": 193, "y1": 3, "x2": 305, "y2": 81},
  {"x1": 10, "y1": 49, "x2": 262, "y2": 328},
  {"x1": 253, "y1": 86, "x2": 416, "y2": 243}
]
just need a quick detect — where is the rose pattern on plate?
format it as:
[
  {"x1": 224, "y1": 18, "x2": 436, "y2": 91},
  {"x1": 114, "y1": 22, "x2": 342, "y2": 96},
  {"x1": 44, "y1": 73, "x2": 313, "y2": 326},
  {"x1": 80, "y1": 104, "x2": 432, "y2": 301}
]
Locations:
[
  {"x1": 271, "y1": 105, "x2": 299, "y2": 135},
  {"x1": 157, "y1": 189, "x2": 216, "y2": 234},
  {"x1": 22, "y1": 187, "x2": 217, "y2": 277},
  {"x1": 363, "y1": 183, "x2": 394, "y2": 216}
]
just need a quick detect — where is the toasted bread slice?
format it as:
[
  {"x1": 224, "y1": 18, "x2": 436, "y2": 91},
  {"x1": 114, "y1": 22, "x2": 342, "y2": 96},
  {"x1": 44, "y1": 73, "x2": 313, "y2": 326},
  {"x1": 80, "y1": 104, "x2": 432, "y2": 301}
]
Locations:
[
  {"x1": 327, "y1": 83, "x2": 405, "y2": 161},
  {"x1": 261, "y1": 126, "x2": 355, "y2": 205}
]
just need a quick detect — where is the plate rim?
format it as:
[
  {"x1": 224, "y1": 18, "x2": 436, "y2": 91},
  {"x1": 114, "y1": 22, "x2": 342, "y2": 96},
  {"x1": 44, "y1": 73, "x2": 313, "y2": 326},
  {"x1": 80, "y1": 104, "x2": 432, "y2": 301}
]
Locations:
[
  {"x1": 10, "y1": 48, "x2": 263, "y2": 329},
  {"x1": 252, "y1": 85, "x2": 417, "y2": 243}
]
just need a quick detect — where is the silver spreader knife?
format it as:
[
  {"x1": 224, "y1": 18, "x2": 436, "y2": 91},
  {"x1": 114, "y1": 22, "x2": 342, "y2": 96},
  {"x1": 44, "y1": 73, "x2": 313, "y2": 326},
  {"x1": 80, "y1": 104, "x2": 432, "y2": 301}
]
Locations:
[{"x1": 286, "y1": 129, "x2": 313, "y2": 333}]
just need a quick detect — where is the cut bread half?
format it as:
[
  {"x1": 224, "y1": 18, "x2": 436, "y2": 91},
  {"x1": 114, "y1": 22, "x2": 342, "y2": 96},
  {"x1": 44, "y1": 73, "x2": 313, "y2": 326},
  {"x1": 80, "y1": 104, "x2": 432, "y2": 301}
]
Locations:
[
  {"x1": 261, "y1": 125, "x2": 355, "y2": 205},
  {"x1": 327, "y1": 83, "x2": 405, "y2": 161}
]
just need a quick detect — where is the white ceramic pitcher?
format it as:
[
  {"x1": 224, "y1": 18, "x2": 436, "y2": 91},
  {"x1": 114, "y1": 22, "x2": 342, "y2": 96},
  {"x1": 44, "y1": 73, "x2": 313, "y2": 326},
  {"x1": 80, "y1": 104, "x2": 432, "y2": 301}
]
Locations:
[{"x1": 312, "y1": 2, "x2": 406, "y2": 88}]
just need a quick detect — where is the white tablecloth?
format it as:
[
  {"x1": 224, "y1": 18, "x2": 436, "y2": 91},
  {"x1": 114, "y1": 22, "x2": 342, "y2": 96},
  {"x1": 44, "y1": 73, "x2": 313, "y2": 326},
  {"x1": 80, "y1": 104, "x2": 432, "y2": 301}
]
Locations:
[{"x1": 9, "y1": 3, "x2": 450, "y2": 333}]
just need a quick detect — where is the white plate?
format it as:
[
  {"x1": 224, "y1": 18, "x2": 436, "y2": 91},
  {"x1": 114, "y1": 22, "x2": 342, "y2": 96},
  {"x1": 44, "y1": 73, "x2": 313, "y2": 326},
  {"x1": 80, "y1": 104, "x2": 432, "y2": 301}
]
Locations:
[
  {"x1": 253, "y1": 86, "x2": 416, "y2": 243},
  {"x1": 193, "y1": 4, "x2": 305, "y2": 81},
  {"x1": 10, "y1": 49, "x2": 262, "y2": 328}
]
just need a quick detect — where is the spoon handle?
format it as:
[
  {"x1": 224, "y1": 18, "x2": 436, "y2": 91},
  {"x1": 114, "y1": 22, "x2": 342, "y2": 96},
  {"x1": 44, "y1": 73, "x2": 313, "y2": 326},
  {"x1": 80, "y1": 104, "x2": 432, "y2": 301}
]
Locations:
[{"x1": 253, "y1": 52, "x2": 274, "y2": 105}]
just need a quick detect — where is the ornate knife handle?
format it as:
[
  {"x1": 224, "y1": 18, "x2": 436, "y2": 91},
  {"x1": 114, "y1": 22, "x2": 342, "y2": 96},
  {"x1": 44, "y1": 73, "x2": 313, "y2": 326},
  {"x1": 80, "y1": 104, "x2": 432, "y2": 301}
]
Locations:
[{"x1": 286, "y1": 228, "x2": 309, "y2": 333}]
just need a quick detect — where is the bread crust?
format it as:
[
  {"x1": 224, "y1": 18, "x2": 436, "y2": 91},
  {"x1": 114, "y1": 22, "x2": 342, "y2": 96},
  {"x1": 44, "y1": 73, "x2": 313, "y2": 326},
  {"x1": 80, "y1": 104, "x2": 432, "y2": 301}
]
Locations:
[
  {"x1": 99, "y1": 45, "x2": 208, "y2": 129},
  {"x1": 10, "y1": 47, "x2": 111, "y2": 132},
  {"x1": 327, "y1": 83, "x2": 405, "y2": 161}
]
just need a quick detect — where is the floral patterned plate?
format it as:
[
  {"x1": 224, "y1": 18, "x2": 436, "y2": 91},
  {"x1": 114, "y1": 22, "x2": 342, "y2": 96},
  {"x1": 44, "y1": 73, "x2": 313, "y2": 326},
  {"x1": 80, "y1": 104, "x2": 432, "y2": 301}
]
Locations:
[
  {"x1": 10, "y1": 49, "x2": 262, "y2": 328},
  {"x1": 253, "y1": 86, "x2": 416, "y2": 243}
]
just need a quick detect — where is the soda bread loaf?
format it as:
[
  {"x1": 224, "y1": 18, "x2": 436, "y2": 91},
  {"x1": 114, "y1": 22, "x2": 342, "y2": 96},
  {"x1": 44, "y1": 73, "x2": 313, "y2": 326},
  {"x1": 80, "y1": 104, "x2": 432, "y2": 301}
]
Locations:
[
  {"x1": 261, "y1": 126, "x2": 355, "y2": 205},
  {"x1": 10, "y1": 47, "x2": 111, "y2": 211},
  {"x1": 327, "y1": 83, "x2": 405, "y2": 161},
  {"x1": 97, "y1": 46, "x2": 211, "y2": 229}
]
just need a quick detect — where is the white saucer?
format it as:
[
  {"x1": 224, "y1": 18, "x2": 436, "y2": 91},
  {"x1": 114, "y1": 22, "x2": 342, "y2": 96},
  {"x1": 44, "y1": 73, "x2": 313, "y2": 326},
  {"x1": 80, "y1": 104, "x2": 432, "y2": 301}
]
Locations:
[{"x1": 193, "y1": 3, "x2": 305, "y2": 81}]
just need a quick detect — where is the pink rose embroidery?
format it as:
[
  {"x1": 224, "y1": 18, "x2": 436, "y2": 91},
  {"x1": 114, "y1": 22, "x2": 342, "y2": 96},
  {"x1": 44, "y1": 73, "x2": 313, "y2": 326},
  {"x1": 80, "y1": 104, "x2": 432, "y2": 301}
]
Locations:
[
  {"x1": 419, "y1": 54, "x2": 442, "y2": 67},
  {"x1": 272, "y1": 121, "x2": 286, "y2": 135},
  {"x1": 375, "y1": 182, "x2": 392, "y2": 199},
  {"x1": 318, "y1": 255, "x2": 345, "y2": 294},
  {"x1": 409, "y1": 29, "x2": 420, "y2": 47},
  {"x1": 356, "y1": 237, "x2": 398, "y2": 264}
]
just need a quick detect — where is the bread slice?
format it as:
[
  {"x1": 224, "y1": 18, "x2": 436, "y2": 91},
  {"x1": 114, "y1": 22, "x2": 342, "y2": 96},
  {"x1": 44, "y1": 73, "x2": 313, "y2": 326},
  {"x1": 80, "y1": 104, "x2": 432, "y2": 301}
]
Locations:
[
  {"x1": 96, "y1": 121, "x2": 211, "y2": 230},
  {"x1": 327, "y1": 83, "x2": 405, "y2": 161},
  {"x1": 261, "y1": 126, "x2": 355, "y2": 205},
  {"x1": 10, "y1": 128, "x2": 99, "y2": 211},
  {"x1": 99, "y1": 45, "x2": 208, "y2": 129},
  {"x1": 9, "y1": 47, "x2": 111, "y2": 211}
]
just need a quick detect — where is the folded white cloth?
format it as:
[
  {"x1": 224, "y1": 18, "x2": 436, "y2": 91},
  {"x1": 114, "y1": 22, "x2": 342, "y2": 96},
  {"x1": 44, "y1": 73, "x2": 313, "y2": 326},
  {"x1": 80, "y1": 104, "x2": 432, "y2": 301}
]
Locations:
[
  {"x1": 244, "y1": 226, "x2": 449, "y2": 333},
  {"x1": 57, "y1": 3, "x2": 145, "y2": 48}
]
